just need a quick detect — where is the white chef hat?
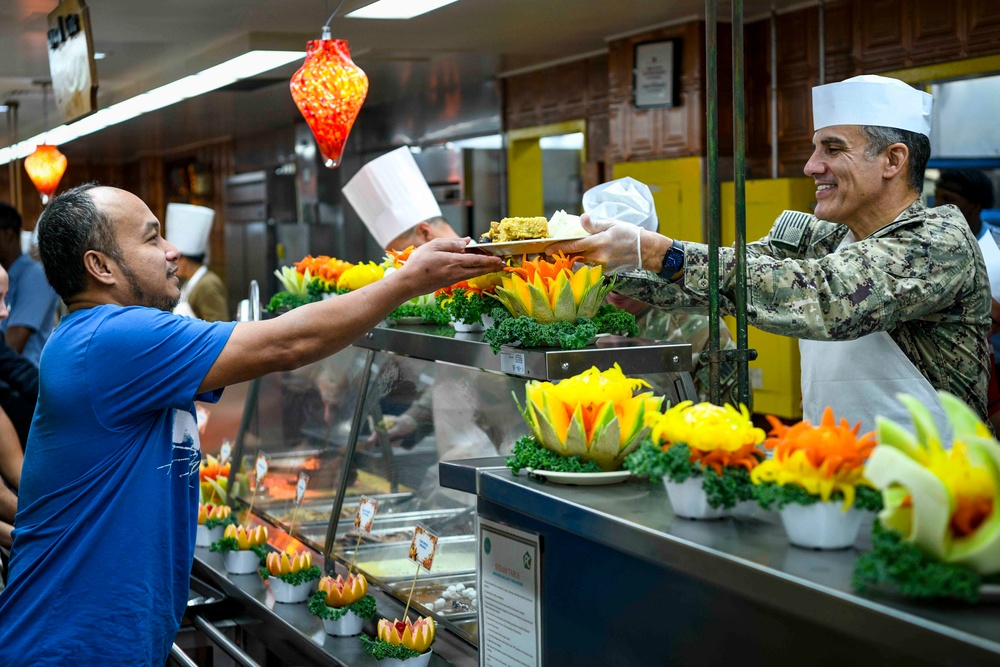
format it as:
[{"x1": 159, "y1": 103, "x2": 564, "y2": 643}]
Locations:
[
  {"x1": 165, "y1": 203, "x2": 215, "y2": 259},
  {"x1": 582, "y1": 176, "x2": 659, "y2": 232},
  {"x1": 342, "y1": 147, "x2": 442, "y2": 249},
  {"x1": 812, "y1": 74, "x2": 933, "y2": 137}
]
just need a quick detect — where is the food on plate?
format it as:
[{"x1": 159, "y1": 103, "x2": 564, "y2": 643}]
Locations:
[
  {"x1": 854, "y1": 391, "x2": 1000, "y2": 601},
  {"x1": 547, "y1": 209, "x2": 586, "y2": 237},
  {"x1": 480, "y1": 216, "x2": 548, "y2": 243},
  {"x1": 509, "y1": 364, "x2": 663, "y2": 473}
]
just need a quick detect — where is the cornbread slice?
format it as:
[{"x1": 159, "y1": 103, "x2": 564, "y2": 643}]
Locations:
[{"x1": 489, "y1": 216, "x2": 549, "y2": 242}]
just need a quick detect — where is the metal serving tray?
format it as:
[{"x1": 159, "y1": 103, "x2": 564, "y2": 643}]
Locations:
[
  {"x1": 385, "y1": 572, "x2": 477, "y2": 620},
  {"x1": 344, "y1": 535, "x2": 477, "y2": 583}
]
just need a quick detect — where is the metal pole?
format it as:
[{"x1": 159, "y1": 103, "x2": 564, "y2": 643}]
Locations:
[
  {"x1": 733, "y1": 0, "x2": 753, "y2": 408},
  {"x1": 770, "y1": 9, "x2": 779, "y2": 179},
  {"x1": 705, "y1": 0, "x2": 721, "y2": 405}
]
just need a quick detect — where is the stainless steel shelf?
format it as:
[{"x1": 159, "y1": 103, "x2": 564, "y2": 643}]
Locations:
[{"x1": 353, "y1": 323, "x2": 692, "y2": 380}]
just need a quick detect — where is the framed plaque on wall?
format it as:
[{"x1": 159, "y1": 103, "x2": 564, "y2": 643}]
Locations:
[{"x1": 633, "y1": 39, "x2": 681, "y2": 109}]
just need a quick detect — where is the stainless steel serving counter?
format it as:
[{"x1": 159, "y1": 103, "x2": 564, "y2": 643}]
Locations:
[
  {"x1": 441, "y1": 458, "x2": 1000, "y2": 667},
  {"x1": 191, "y1": 549, "x2": 478, "y2": 667}
]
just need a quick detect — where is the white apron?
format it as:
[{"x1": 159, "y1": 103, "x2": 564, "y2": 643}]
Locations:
[
  {"x1": 173, "y1": 265, "x2": 208, "y2": 319},
  {"x1": 799, "y1": 232, "x2": 950, "y2": 441}
]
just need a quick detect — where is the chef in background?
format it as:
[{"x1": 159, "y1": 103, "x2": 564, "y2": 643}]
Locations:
[{"x1": 166, "y1": 203, "x2": 229, "y2": 321}]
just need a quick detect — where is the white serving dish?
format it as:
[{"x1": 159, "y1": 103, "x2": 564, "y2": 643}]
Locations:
[
  {"x1": 196, "y1": 524, "x2": 225, "y2": 548},
  {"x1": 377, "y1": 650, "x2": 432, "y2": 667},
  {"x1": 322, "y1": 609, "x2": 365, "y2": 636},
  {"x1": 223, "y1": 549, "x2": 260, "y2": 575},
  {"x1": 780, "y1": 501, "x2": 864, "y2": 550},
  {"x1": 663, "y1": 476, "x2": 727, "y2": 520},
  {"x1": 269, "y1": 577, "x2": 314, "y2": 603}
]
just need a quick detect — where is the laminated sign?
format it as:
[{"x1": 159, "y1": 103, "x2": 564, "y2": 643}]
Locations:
[
  {"x1": 408, "y1": 524, "x2": 439, "y2": 572},
  {"x1": 354, "y1": 496, "x2": 379, "y2": 533}
]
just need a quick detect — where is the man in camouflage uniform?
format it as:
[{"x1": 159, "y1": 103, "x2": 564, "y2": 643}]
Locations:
[{"x1": 553, "y1": 75, "x2": 991, "y2": 434}]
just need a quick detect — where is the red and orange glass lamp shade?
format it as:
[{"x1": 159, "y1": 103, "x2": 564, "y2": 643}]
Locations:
[
  {"x1": 24, "y1": 144, "x2": 68, "y2": 204},
  {"x1": 290, "y1": 28, "x2": 369, "y2": 168}
]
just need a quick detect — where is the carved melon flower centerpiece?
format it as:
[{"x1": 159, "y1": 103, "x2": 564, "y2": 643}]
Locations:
[
  {"x1": 506, "y1": 364, "x2": 664, "y2": 475},
  {"x1": 210, "y1": 524, "x2": 269, "y2": 574},
  {"x1": 484, "y1": 252, "x2": 638, "y2": 351},
  {"x1": 259, "y1": 548, "x2": 322, "y2": 603},
  {"x1": 195, "y1": 502, "x2": 236, "y2": 548},
  {"x1": 309, "y1": 573, "x2": 378, "y2": 636},
  {"x1": 751, "y1": 408, "x2": 882, "y2": 549},
  {"x1": 360, "y1": 616, "x2": 436, "y2": 666},
  {"x1": 266, "y1": 255, "x2": 355, "y2": 312},
  {"x1": 853, "y1": 392, "x2": 1000, "y2": 602},
  {"x1": 625, "y1": 401, "x2": 765, "y2": 519},
  {"x1": 435, "y1": 272, "x2": 506, "y2": 331}
]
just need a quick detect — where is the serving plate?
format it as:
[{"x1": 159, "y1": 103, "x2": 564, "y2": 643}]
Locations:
[
  {"x1": 525, "y1": 468, "x2": 632, "y2": 486},
  {"x1": 467, "y1": 236, "x2": 587, "y2": 256}
]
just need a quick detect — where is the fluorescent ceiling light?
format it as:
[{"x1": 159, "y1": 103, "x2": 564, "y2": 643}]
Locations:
[
  {"x1": 347, "y1": 0, "x2": 460, "y2": 20},
  {"x1": 0, "y1": 49, "x2": 304, "y2": 166},
  {"x1": 540, "y1": 132, "x2": 585, "y2": 150},
  {"x1": 449, "y1": 134, "x2": 502, "y2": 150}
]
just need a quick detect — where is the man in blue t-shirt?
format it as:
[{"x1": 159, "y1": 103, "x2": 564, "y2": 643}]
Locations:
[
  {"x1": 0, "y1": 203, "x2": 59, "y2": 366},
  {"x1": 0, "y1": 184, "x2": 503, "y2": 666}
]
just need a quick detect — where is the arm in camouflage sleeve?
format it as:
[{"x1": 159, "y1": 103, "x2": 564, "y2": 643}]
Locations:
[{"x1": 614, "y1": 207, "x2": 987, "y2": 341}]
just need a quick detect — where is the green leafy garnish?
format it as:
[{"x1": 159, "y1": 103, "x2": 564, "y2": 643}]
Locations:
[
  {"x1": 308, "y1": 591, "x2": 378, "y2": 621},
  {"x1": 209, "y1": 537, "x2": 239, "y2": 553},
  {"x1": 437, "y1": 289, "x2": 493, "y2": 326},
  {"x1": 506, "y1": 434, "x2": 603, "y2": 474},
  {"x1": 625, "y1": 442, "x2": 756, "y2": 510},
  {"x1": 266, "y1": 291, "x2": 320, "y2": 313},
  {"x1": 388, "y1": 302, "x2": 450, "y2": 324},
  {"x1": 754, "y1": 482, "x2": 884, "y2": 512},
  {"x1": 359, "y1": 635, "x2": 423, "y2": 661},
  {"x1": 483, "y1": 305, "x2": 637, "y2": 353},
  {"x1": 260, "y1": 565, "x2": 322, "y2": 586},
  {"x1": 202, "y1": 515, "x2": 238, "y2": 530},
  {"x1": 852, "y1": 522, "x2": 999, "y2": 602},
  {"x1": 251, "y1": 544, "x2": 269, "y2": 562}
]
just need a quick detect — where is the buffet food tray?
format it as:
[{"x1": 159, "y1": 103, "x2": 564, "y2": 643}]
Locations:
[
  {"x1": 253, "y1": 492, "x2": 416, "y2": 528},
  {"x1": 344, "y1": 535, "x2": 477, "y2": 583},
  {"x1": 331, "y1": 508, "x2": 472, "y2": 549},
  {"x1": 385, "y1": 573, "x2": 478, "y2": 621}
]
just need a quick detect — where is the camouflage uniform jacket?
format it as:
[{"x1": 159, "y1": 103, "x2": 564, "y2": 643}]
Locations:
[
  {"x1": 614, "y1": 200, "x2": 992, "y2": 421},
  {"x1": 635, "y1": 308, "x2": 741, "y2": 407}
]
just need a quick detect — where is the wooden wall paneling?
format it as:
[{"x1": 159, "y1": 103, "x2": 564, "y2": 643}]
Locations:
[
  {"x1": 855, "y1": 0, "x2": 910, "y2": 70},
  {"x1": 964, "y1": 0, "x2": 1000, "y2": 57},
  {"x1": 823, "y1": 2, "x2": 855, "y2": 81}
]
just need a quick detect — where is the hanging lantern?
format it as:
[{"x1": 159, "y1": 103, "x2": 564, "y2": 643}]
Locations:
[
  {"x1": 290, "y1": 28, "x2": 369, "y2": 169},
  {"x1": 24, "y1": 144, "x2": 68, "y2": 205}
]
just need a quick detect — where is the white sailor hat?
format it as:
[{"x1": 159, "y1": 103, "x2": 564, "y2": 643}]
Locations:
[
  {"x1": 165, "y1": 203, "x2": 215, "y2": 258},
  {"x1": 812, "y1": 74, "x2": 933, "y2": 137},
  {"x1": 342, "y1": 147, "x2": 442, "y2": 249}
]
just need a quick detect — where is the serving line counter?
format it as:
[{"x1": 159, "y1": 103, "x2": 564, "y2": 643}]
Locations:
[
  {"x1": 440, "y1": 459, "x2": 1000, "y2": 667},
  {"x1": 188, "y1": 323, "x2": 695, "y2": 665}
]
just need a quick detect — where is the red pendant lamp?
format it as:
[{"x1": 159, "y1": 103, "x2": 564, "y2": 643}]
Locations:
[
  {"x1": 25, "y1": 144, "x2": 67, "y2": 204},
  {"x1": 290, "y1": 25, "x2": 369, "y2": 168},
  {"x1": 24, "y1": 82, "x2": 68, "y2": 205}
]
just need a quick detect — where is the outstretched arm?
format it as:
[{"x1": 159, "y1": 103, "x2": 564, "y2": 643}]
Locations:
[{"x1": 199, "y1": 238, "x2": 503, "y2": 393}]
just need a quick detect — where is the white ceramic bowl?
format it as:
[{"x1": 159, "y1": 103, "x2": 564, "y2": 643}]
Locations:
[
  {"x1": 452, "y1": 319, "x2": 484, "y2": 333},
  {"x1": 663, "y1": 476, "x2": 727, "y2": 520},
  {"x1": 322, "y1": 609, "x2": 365, "y2": 636},
  {"x1": 780, "y1": 501, "x2": 864, "y2": 550},
  {"x1": 378, "y1": 650, "x2": 432, "y2": 667},
  {"x1": 196, "y1": 524, "x2": 225, "y2": 548},
  {"x1": 223, "y1": 549, "x2": 260, "y2": 575},
  {"x1": 269, "y1": 577, "x2": 314, "y2": 603}
]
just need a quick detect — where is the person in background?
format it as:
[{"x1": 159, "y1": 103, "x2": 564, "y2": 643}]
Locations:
[
  {"x1": 343, "y1": 146, "x2": 459, "y2": 252},
  {"x1": 551, "y1": 75, "x2": 991, "y2": 437},
  {"x1": 0, "y1": 203, "x2": 59, "y2": 365},
  {"x1": 0, "y1": 265, "x2": 38, "y2": 448},
  {"x1": 0, "y1": 183, "x2": 502, "y2": 666},
  {"x1": 0, "y1": 264, "x2": 21, "y2": 557},
  {"x1": 936, "y1": 170, "x2": 1000, "y2": 431},
  {"x1": 165, "y1": 203, "x2": 229, "y2": 321}
]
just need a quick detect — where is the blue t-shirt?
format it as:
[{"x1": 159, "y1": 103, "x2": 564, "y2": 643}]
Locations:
[
  {"x1": 0, "y1": 253, "x2": 59, "y2": 365},
  {"x1": 0, "y1": 306, "x2": 235, "y2": 666}
]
